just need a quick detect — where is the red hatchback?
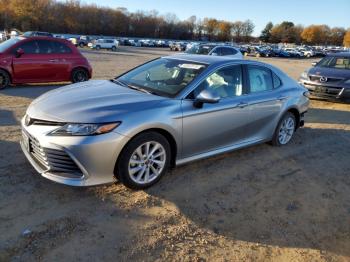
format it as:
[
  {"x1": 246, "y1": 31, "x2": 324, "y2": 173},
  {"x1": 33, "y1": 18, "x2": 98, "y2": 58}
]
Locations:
[{"x1": 0, "y1": 36, "x2": 92, "y2": 89}]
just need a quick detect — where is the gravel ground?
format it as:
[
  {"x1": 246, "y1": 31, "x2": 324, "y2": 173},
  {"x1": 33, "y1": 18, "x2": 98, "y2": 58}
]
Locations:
[{"x1": 0, "y1": 47, "x2": 349, "y2": 262}]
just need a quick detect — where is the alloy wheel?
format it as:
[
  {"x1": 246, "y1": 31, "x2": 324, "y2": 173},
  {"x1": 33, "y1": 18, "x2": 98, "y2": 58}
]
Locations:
[
  {"x1": 278, "y1": 116, "x2": 295, "y2": 145},
  {"x1": 128, "y1": 141, "x2": 166, "y2": 184}
]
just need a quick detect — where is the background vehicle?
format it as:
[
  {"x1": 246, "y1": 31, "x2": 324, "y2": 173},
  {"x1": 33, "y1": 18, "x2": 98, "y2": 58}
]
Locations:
[
  {"x1": 170, "y1": 41, "x2": 187, "y2": 51},
  {"x1": 284, "y1": 48, "x2": 305, "y2": 58},
  {"x1": 299, "y1": 52, "x2": 350, "y2": 100},
  {"x1": 0, "y1": 37, "x2": 92, "y2": 89},
  {"x1": 21, "y1": 55, "x2": 309, "y2": 189},
  {"x1": 185, "y1": 44, "x2": 243, "y2": 59},
  {"x1": 23, "y1": 31, "x2": 53, "y2": 37},
  {"x1": 91, "y1": 39, "x2": 119, "y2": 51}
]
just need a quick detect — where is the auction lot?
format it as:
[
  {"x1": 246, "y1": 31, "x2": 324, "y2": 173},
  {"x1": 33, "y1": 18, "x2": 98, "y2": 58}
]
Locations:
[{"x1": 1, "y1": 46, "x2": 349, "y2": 261}]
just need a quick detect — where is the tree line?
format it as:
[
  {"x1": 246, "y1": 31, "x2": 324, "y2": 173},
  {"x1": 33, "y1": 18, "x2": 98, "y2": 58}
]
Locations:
[
  {"x1": 0, "y1": 0, "x2": 254, "y2": 41},
  {"x1": 1, "y1": 0, "x2": 349, "y2": 46},
  {"x1": 260, "y1": 21, "x2": 350, "y2": 47}
]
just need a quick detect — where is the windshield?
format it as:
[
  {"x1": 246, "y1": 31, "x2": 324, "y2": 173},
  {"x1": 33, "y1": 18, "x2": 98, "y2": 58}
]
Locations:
[
  {"x1": 185, "y1": 45, "x2": 214, "y2": 55},
  {"x1": 0, "y1": 37, "x2": 22, "y2": 52},
  {"x1": 317, "y1": 56, "x2": 350, "y2": 70},
  {"x1": 117, "y1": 58, "x2": 207, "y2": 97}
]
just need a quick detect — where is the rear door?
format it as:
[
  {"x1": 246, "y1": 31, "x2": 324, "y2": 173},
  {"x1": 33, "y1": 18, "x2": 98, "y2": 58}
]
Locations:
[{"x1": 242, "y1": 65, "x2": 286, "y2": 140}]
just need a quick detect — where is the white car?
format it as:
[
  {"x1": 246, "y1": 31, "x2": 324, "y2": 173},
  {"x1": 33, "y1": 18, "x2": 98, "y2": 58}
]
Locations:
[
  {"x1": 298, "y1": 48, "x2": 315, "y2": 58},
  {"x1": 91, "y1": 39, "x2": 119, "y2": 51}
]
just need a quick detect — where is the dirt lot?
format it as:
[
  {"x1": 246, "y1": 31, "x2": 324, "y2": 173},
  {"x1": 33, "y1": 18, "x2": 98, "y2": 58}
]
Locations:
[{"x1": 1, "y1": 47, "x2": 349, "y2": 262}]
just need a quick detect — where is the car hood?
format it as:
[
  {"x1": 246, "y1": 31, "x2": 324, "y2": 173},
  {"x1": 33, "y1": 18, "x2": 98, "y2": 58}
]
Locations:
[
  {"x1": 27, "y1": 80, "x2": 166, "y2": 123},
  {"x1": 308, "y1": 66, "x2": 350, "y2": 79}
]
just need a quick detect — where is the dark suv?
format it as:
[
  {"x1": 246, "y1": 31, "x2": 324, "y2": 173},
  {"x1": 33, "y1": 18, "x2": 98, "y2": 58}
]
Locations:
[{"x1": 299, "y1": 53, "x2": 350, "y2": 100}]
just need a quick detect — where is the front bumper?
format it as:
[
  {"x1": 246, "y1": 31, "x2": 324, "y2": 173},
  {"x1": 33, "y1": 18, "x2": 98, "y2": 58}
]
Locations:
[
  {"x1": 299, "y1": 79, "x2": 350, "y2": 100},
  {"x1": 20, "y1": 118, "x2": 130, "y2": 186}
]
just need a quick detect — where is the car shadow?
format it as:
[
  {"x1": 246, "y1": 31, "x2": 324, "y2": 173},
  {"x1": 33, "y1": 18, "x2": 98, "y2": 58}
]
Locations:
[
  {"x1": 0, "y1": 84, "x2": 66, "y2": 99},
  {"x1": 146, "y1": 126, "x2": 350, "y2": 256},
  {"x1": 0, "y1": 109, "x2": 18, "y2": 126}
]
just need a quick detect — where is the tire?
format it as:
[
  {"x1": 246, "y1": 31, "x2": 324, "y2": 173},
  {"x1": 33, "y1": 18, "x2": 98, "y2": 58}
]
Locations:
[
  {"x1": 271, "y1": 112, "x2": 297, "y2": 146},
  {"x1": 79, "y1": 42, "x2": 84, "y2": 48},
  {"x1": 306, "y1": 54, "x2": 311, "y2": 58},
  {"x1": 111, "y1": 46, "x2": 117, "y2": 52},
  {"x1": 71, "y1": 68, "x2": 89, "y2": 83},
  {"x1": 0, "y1": 69, "x2": 11, "y2": 90},
  {"x1": 96, "y1": 45, "x2": 101, "y2": 50},
  {"x1": 116, "y1": 131, "x2": 171, "y2": 189}
]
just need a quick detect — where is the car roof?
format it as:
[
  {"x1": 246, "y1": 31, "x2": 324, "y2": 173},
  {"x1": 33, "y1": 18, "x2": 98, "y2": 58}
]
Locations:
[
  {"x1": 164, "y1": 54, "x2": 266, "y2": 67},
  {"x1": 327, "y1": 52, "x2": 350, "y2": 57}
]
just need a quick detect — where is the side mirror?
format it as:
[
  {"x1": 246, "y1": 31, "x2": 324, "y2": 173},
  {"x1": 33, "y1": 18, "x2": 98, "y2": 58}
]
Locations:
[
  {"x1": 193, "y1": 89, "x2": 220, "y2": 108},
  {"x1": 16, "y1": 48, "x2": 24, "y2": 58},
  {"x1": 311, "y1": 62, "x2": 317, "y2": 66}
]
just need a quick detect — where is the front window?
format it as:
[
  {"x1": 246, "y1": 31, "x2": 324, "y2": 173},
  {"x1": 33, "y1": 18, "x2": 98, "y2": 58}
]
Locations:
[
  {"x1": 317, "y1": 56, "x2": 350, "y2": 70},
  {"x1": 117, "y1": 58, "x2": 207, "y2": 97},
  {"x1": 0, "y1": 37, "x2": 22, "y2": 52},
  {"x1": 186, "y1": 45, "x2": 214, "y2": 55},
  {"x1": 193, "y1": 65, "x2": 243, "y2": 98}
]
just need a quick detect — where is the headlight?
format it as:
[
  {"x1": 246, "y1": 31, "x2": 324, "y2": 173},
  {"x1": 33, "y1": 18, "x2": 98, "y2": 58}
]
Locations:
[
  {"x1": 49, "y1": 122, "x2": 121, "y2": 136},
  {"x1": 301, "y1": 71, "x2": 308, "y2": 79}
]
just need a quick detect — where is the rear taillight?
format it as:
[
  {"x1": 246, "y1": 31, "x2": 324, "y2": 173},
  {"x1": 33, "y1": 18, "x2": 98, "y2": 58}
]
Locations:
[{"x1": 303, "y1": 91, "x2": 310, "y2": 98}]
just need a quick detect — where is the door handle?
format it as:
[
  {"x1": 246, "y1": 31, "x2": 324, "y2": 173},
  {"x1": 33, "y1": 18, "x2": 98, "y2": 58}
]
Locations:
[
  {"x1": 237, "y1": 102, "x2": 248, "y2": 108},
  {"x1": 277, "y1": 96, "x2": 288, "y2": 101},
  {"x1": 49, "y1": 59, "x2": 59, "y2": 62}
]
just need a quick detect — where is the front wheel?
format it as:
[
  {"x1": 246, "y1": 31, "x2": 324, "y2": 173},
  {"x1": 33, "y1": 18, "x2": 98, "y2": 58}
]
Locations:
[
  {"x1": 71, "y1": 68, "x2": 89, "y2": 83},
  {"x1": 0, "y1": 69, "x2": 11, "y2": 90},
  {"x1": 271, "y1": 112, "x2": 296, "y2": 146},
  {"x1": 116, "y1": 132, "x2": 171, "y2": 189},
  {"x1": 111, "y1": 46, "x2": 117, "y2": 52}
]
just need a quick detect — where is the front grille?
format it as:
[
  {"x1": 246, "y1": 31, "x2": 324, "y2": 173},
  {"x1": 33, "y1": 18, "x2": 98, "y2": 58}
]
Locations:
[
  {"x1": 306, "y1": 84, "x2": 343, "y2": 98},
  {"x1": 309, "y1": 75, "x2": 343, "y2": 83},
  {"x1": 27, "y1": 133, "x2": 82, "y2": 177}
]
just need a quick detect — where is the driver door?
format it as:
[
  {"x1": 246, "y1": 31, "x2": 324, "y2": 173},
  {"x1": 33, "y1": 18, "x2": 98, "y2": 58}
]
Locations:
[{"x1": 181, "y1": 65, "x2": 252, "y2": 158}]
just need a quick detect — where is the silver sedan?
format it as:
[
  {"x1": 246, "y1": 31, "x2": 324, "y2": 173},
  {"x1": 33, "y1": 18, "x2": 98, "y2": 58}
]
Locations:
[{"x1": 21, "y1": 55, "x2": 309, "y2": 189}]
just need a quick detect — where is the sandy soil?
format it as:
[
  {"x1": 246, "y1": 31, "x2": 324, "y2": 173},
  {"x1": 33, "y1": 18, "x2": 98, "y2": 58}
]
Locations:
[{"x1": 0, "y1": 47, "x2": 349, "y2": 262}]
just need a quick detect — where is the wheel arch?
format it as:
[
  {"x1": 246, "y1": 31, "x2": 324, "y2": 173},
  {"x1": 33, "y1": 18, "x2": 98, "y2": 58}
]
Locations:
[
  {"x1": 114, "y1": 127, "x2": 178, "y2": 179},
  {"x1": 285, "y1": 107, "x2": 301, "y2": 130},
  {"x1": 0, "y1": 67, "x2": 12, "y2": 83},
  {"x1": 71, "y1": 66, "x2": 91, "y2": 79}
]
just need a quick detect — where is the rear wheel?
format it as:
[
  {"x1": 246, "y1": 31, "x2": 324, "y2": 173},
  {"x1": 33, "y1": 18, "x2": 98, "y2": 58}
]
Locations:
[
  {"x1": 96, "y1": 45, "x2": 101, "y2": 50},
  {"x1": 116, "y1": 132, "x2": 171, "y2": 189},
  {"x1": 79, "y1": 42, "x2": 84, "y2": 48},
  {"x1": 111, "y1": 46, "x2": 117, "y2": 52},
  {"x1": 271, "y1": 112, "x2": 296, "y2": 146},
  {"x1": 0, "y1": 69, "x2": 10, "y2": 90},
  {"x1": 71, "y1": 68, "x2": 89, "y2": 83}
]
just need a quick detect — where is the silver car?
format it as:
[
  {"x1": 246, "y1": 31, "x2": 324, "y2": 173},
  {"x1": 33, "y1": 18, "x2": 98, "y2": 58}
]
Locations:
[{"x1": 21, "y1": 55, "x2": 309, "y2": 189}]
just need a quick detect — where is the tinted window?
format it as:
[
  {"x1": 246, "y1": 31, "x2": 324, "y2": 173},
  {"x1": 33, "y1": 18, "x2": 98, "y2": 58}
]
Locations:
[
  {"x1": 52, "y1": 41, "x2": 72, "y2": 53},
  {"x1": 195, "y1": 65, "x2": 243, "y2": 98},
  {"x1": 37, "y1": 40, "x2": 54, "y2": 54},
  {"x1": 222, "y1": 47, "x2": 237, "y2": 56},
  {"x1": 272, "y1": 73, "x2": 282, "y2": 88},
  {"x1": 18, "y1": 40, "x2": 39, "y2": 54},
  {"x1": 213, "y1": 47, "x2": 224, "y2": 56},
  {"x1": 247, "y1": 66, "x2": 273, "y2": 93}
]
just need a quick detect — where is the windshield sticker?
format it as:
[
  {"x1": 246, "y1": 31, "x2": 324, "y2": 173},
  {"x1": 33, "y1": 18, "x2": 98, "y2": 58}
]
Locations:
[{"x1": 179, "y1": 64, "x2": 205, "y2": 70}]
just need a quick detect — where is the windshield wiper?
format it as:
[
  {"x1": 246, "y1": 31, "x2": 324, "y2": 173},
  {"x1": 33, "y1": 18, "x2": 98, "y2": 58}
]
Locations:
[
  {"x1": 110, "y1": 79, "x2": 128, "y2": 87},
  {"x1": 111, "y1": 79, "x2": 160, "y2": 96}
]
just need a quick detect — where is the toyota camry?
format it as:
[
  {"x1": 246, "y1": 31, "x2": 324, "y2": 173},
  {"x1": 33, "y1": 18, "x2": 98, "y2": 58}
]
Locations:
[{"x1": 21, "y1": 55, "x2": 309, "y2": 189}]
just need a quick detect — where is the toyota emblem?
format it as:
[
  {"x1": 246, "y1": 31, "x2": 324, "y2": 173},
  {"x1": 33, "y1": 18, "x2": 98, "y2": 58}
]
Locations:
[{"x1": 319, "y1": 76, "x2": 327, "y2": 83}]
